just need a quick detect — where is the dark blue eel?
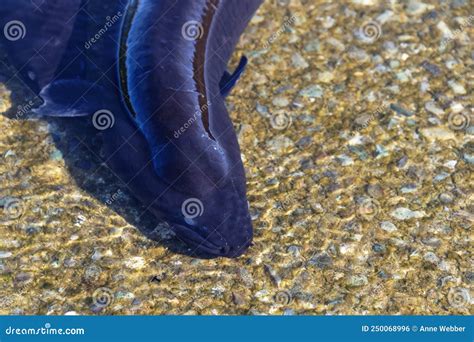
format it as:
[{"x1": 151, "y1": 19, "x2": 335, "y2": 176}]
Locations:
[{"x1": 0, "y1": 0, "x2": 263, "y2": 258}]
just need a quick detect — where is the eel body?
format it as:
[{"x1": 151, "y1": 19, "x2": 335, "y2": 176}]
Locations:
[{"x1": 0, "y1": 0, "x2": 263, "y2": 258}]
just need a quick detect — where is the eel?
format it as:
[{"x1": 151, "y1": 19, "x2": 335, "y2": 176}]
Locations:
[{"x1": 0, "y1": 0, "x2": 263, "y2": 258}]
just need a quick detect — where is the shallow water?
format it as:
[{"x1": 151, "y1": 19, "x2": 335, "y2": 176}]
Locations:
[{"x1": 0, "y1": 0, "x2": 473, "y2": 315}]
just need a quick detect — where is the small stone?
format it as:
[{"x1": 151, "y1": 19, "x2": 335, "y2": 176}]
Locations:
[
  {"x1": 0, "y1": 251, "x2": 12, "y2": 259},
  {"x1": 420, "y1": 127, "x2": 456, "y2": 141},
  {"x1": 372, "y1": 243, "x2": 386, "y2": 253},
  {"x1": 309, "y1": 252, "x2": 332, "y2": 269},
  {"x1": 438, "y1": 193, "x2": 454, "y2": 204},
  {"x1": 421, "y1": 61, "x2": 441, "y2": 76},
  {"x1": 84, "y1": 265, "x2": 102, "y2": 283},
  {"x1": 232, "y1": 292, "x2": 245, "y2": 305},
  {"x1": 390, "y1": 103, "x2": 414, "y2": 116},
  {"x1": 64, "y1": 311, "x2": 79, "y2": 315},
  {"x1": 299, "y1": 85, "x2": 323, "y2": 98},
  {"x1": 272, "y1": 97, "x2": 289, "y2": 107},
  {"x1": 336, "y1": 154, "x2": 353, "y2": 166},
  {"x1": 266, "y1": 136, "x2": 294, "y2": 153},
  {"x1": 400, "y1": 184, "x2": 418, "y2": 193},
  {"x1": 264, "y1": 264, "x2": 281, "y2": 287},
  {"x1": 423, "y1": 252, "x2": 439, "y2": 264},
  {"x1": 318, "y1": 71, "x2": 334, "y2": 83},
  {"x1": 304, "y1": 39, "x2": 320, "y2": 52},
  {"x1": 291, "y1": 53, "x2": 309, "y2": 68},
  {"x1": 433, "y1": 172, "x2": 450, "y2": 182},
  {"x1": 366, "y1": 184, "x2": 383, "y2": 198},
  {"x1": 124, "y1": 256, "x2": 146, "y2": 270},
  {"x1": 348, "y1": 275, "x2": 368, "y2": 287},
  {"x1": 390, "y1": 207, "x2": 426, "y2": 220},
  {"x1": 448, "y1": 80, "x2": 466, "y2": 95},
  {"x1": 256, "y1": 103, "x2": 270, "y2": 118},
  {"x1": 296, "y1": 136, "x2": 312, "y2": 148},
  {"x1": 15, "y1": 272, "x2": 32, "y2": 283},
  {"x1": 425, "y1": 101, "x2": 444, "y2": 116}
]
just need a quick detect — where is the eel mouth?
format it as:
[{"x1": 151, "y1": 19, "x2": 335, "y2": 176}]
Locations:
[{"x1": 172, "y1": 223, "x2": 250, "y2": 258}]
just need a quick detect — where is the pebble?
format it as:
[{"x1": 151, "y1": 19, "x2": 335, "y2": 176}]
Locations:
[
  {"x1": 15, "y1": 272, "x2": 32, "y2": 283},
  {"x1": 421, "y1": 61, "x2": 441, "y2": 76},
  {"x1": 423, "y1": 252, "x2": 439, "y2": 265},
  {"x1": 272, "y1": 97, "x2": 289, "y2": 107},
  {"x1": 336, "y1": 154, "x2": 353, "y2": 166},
  {"x1": 351, "y1": 0, "x2": 377, "y2": 5},
  {"x1": 318, "y1": 71, "x2": 334, "y2": 83},
  {"x1": 84, "y1": 265, "x2": 102, "y2": 283},
  {"x1": 400, "y1": 184, "x2": 417, "y2": 193},
  {"x1": 372, "y1": 243, "x2": 386, "y2": 254},
  {"x1": 264, "y1": 264, "x2": 281, "y2": 287},
  {"x1": 390, "y1": 207, "x2": 426, "y2": 220},
  {"x1": 448, "y1": 80, "x2": 466, "y2": 95},
  {"x1": 348, "y1": 275, "x2": 368, "y2": 287},
  {"x1": 299, "y1": 85, "x2": 323, "y2": 98},
  {"x1": 232, "y1": 292, "x2": 245, "y2": 306},
  {"x1": 390, "y1": 103, "x2": 414, "y2": 116},
  {"x1": 366, "y1": 184, "x2": 383, "y2": 198},
  {"x1": 0, "y1": 251, "x2": 12, "y2": 259},
  {"x1": 425, "y1": 101, "x2": 444, "y2": 116},
  {"x1": 304, "y1": 39, "x2": 320, "y2": 52},
  {"x1": 124, "y1": 256, "x2": 146, "y2": 270},
  {"x1": 420, "y1": 127, "x2": 456, "y2": 141},
  {"x1": 256, "y1": 103, "x2": 270, "y2": 118},
  {"x1": 291, "y1": 53, "x2": 309, "y2": 69},
  {"x1": 309, "y1": 252, "x2": 332, "y2": 269},
  {"x1": 266, "y1": 136, "x2": 294, "y2": 153}
]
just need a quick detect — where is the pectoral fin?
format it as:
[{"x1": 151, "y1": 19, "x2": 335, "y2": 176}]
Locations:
[
  {"x1": 32, "y1": 80, "x2": 108, "y2": 117},
  {"x1": 219, "y1": 56, "x2": 248, "y2": 97}
]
